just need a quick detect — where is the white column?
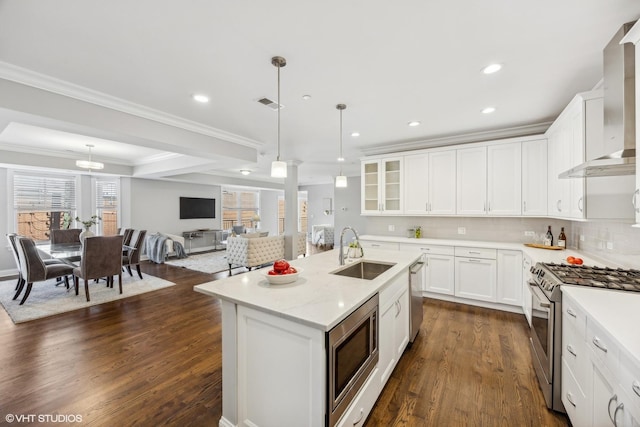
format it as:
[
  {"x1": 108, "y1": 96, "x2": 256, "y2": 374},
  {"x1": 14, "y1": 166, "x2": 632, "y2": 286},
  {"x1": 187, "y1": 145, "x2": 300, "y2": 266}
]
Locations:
[{"x1": 284, "y1": 160, "x2": 301, "y2": 260}]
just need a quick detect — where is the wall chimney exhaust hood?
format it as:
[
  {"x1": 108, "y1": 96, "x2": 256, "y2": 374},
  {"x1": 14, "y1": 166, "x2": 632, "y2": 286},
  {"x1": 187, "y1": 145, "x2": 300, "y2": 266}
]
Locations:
[{"x1": 560, "y1": 21, "x2": 636, "y2": 178}]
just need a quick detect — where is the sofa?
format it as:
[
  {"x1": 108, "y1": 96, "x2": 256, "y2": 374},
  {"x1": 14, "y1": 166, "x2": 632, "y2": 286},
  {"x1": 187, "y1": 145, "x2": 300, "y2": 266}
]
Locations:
[
  {"x1": 226, "y1": 233, "x2": 308, "y2": 274},
  {"x1": 312, "y1": 224, "x2": 334, "y2": 248}
]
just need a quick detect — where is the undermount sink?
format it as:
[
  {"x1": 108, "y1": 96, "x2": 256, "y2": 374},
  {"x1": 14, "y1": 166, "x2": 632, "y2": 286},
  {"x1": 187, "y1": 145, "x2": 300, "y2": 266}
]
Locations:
[{"x1": 330, "y1": 260, "x2": 396, "y2": 280}]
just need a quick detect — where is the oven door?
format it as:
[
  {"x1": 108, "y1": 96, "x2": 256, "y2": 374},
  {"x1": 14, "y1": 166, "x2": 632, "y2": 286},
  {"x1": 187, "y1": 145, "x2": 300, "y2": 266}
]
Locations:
[
  {"x1": 529, "y1": 282, "x2": 554, "y2": 398},
  {"x1": 327, "y1": 294, "x2": 379, "y2": 427}
]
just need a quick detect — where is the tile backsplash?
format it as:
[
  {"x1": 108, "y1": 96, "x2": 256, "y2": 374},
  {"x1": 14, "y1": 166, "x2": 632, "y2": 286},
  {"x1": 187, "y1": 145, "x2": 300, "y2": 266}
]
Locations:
[{"x1": 363, "y1": 216, "x2": 640, "y2": 268}]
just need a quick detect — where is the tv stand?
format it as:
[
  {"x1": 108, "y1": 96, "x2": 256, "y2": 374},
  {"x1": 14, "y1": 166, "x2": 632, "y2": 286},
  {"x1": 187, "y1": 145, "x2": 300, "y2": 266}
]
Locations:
[{"x1": 182, "y1": 229, "x2": 225, "y2": 253}]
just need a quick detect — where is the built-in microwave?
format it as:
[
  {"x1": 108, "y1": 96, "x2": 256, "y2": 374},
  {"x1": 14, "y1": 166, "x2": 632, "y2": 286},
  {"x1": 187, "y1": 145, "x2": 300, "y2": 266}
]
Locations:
[{"x1": 327, "y1": 294, "x2": 379, "y2": 427}]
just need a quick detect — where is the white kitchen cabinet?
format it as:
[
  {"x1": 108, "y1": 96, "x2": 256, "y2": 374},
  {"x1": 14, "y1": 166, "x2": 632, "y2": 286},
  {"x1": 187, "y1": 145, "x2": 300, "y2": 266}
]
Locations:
[
  {"x1": 399, "y1": 243, "x2": 455, "y2": 296},
  {"x1": 457, "y1": 142, "x2": 522, "y2": 216},
  {"x1": 404, "y1": 150, "x2": 456, "y2": 215},
  {"x1": 454, "y1": 247, "x2": 497, "y2": 302},
  {"x1": 456, "y1": 146, "x2": 487, "y2": 215},
  {"x1": 496, "y1": 250, "x2": 522, "y2": 306},
  {"x1": 521, "y1": 254, "x2": 533, "y2": 326},
  {"x1": 521, "y1": 138, "x2": 548, "y2": 216},
  {"x1": 359, "y1": 239, "x2": 399, "y2": 251},
  {"x1": 361, "y1": 157, "x2": 403, "y2": 215},
  {"x1": 622, "y1": 23, "x2": 640, "y2": 226},
  {"x1": 546, "y1": 90, "x2": 635, "y2": 220},
  {"x1": 379, "y1": 273, "x2": 410, "y2": 387},
  {"x1": 487, "y1": 143, "x2": 522, "y2": 215},
  {"x1": 561, "y1": 290, "x2": 640, "y2": 427}
]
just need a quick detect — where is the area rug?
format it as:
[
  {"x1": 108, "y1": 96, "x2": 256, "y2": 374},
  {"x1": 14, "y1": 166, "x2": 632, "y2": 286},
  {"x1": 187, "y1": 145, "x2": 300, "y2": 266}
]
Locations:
[
  {"x1": 166, "y1": 251, "x2": 235, "y2": 274},
  {"x1": 0, "y1": 274, "x2": 176, "y2": 324}
]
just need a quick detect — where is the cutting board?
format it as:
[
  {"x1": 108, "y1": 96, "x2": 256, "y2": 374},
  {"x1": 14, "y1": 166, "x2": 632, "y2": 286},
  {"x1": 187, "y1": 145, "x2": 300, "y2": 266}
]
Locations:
[{"x1": 524, "y1": 243, "x2": 565, "y2": 250}]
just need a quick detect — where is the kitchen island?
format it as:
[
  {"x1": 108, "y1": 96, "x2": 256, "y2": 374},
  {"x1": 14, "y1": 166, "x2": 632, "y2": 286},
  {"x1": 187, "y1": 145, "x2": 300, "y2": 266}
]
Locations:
[{"x1": 195, "y1": 248, "x2": 422, "y2": 427}]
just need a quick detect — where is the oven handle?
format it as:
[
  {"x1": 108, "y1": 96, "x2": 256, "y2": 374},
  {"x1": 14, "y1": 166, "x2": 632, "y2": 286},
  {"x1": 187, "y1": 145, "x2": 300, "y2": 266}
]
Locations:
[{"x1": 528, "y1": 283, "x2": 551, "y2": 308}]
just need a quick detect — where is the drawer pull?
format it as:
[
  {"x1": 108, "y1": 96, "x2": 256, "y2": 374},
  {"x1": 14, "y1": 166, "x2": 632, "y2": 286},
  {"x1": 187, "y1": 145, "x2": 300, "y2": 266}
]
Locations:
[
  {"x1": 633, "y1": 381, "x2": 640, "y2": 397},
  {"x1": 468, "y1": 259, "x2": 482, "y2": 263},
  {"x1": 566, "y1": 344, "x2": 577, "y2": 357},
  {"x1": 469, "y1": 251, "x2": 481, "y2": 255},
  {"x1": 593, "y1": 337, "x2": 608, "y2": 353},
  {"x1": 566, "y1": 308, "x2": 577, "y2": 318},
  {"x1": 420, "y1": 248, "x2": 431, "y2": 251},
  {"x1": 565, "y1": 392, "x2": 577, "y2": 407},
  {"x1": 608, "y1": 394, "x2": 618, "y2": 424},
  {"x1": 371, "y1": 244, "x2": 380, "y2": 247},
  {"x1": 613, "y1": 403, "x2": 624, "y2": 427},
  {"x1": 352, "y1": 408, "x2": 364, "y2": 425}
]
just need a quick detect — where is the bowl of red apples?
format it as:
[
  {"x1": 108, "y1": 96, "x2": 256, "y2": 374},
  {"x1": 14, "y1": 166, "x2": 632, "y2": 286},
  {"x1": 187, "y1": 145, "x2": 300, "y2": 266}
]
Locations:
[{"x1": 262, "y1": 259, "x2": 302, "y2": 285}]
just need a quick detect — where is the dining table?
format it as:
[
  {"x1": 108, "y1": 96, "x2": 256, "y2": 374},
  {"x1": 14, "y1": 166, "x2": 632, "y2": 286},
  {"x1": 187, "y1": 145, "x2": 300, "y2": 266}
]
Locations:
[{"x1": 38, "y1": 242, "x2": 136, "y2": 263}]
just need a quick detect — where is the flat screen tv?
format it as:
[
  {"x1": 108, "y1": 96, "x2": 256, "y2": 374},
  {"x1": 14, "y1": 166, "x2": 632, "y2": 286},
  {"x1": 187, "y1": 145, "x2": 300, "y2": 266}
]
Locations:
[{"x1": 180, "y1": 197, "x2": 215, "y2": 219}]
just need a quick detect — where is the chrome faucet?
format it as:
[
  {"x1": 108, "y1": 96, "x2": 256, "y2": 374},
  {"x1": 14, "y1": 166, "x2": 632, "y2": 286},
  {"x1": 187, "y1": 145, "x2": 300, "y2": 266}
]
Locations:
[{"x1": 339, "y1": 226, "x2": 362, "y2": 265}]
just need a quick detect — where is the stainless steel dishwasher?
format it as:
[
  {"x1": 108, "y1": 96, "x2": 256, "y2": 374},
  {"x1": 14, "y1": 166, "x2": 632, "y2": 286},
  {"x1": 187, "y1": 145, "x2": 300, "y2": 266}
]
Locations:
[{"x1": 409, "y1": 257, "x2": 425, "y2": 342}]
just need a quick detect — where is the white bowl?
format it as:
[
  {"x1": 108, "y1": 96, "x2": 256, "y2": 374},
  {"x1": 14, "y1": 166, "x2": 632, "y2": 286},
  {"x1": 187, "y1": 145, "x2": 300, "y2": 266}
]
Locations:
[{"x1": 261, "y1": 267, "x2": 302, "y2": 285}]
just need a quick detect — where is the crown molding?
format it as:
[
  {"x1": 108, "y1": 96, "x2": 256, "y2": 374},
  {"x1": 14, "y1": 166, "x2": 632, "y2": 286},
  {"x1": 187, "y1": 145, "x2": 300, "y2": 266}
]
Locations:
[
  {"x1": 0, "y1": 61, "x2": 263, "y2": 149},
  {"x1": 360, "y1": 122, "x2": 553, "y2": 156}
]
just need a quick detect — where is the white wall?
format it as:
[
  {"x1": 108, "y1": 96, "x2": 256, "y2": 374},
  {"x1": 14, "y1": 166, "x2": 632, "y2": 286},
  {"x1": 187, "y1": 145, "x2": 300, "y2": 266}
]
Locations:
[
  {"x1": 300, "y1": 183, "x2": 334, "y2": 238},
  {"x1": 334, "y1": 176, "x2": 366, "y2": 243},
  {"x1": 129, "y1": 178, "x2": 222, "y2": 235},
  {"x1": 0, "y1": 168, "x2": 12, "y2": 273},
  {"x1": 259, "y1": 189, "x2": 281, "y2": 236}
]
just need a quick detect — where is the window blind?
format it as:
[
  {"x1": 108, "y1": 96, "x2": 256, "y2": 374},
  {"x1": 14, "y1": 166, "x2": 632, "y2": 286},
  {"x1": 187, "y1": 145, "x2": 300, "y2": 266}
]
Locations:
[
  {"x1": 13, "y1": 173, "x2": 77, "y2": 211},
  {"x1": 95, "y1": 179, "x2": 118, "y2": 210}
]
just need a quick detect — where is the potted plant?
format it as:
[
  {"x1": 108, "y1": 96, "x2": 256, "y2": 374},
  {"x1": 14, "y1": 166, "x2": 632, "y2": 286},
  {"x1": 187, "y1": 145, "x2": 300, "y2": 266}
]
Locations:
[{"x1": 75, "y1": 215, "x2": 101, "y2": 242}]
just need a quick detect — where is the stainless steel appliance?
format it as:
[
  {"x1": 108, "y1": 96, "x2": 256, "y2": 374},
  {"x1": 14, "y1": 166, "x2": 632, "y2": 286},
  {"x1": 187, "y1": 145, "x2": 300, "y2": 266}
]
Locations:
[
  {"x1": 327, "y1": 294, "x2": 379, "y2": 427},
  {"x1": 409, "y1": 258, "x2": 425, "y2": 342},
  {"x1": 529, "y1": 262, "x2": 640, "y2": 412}
]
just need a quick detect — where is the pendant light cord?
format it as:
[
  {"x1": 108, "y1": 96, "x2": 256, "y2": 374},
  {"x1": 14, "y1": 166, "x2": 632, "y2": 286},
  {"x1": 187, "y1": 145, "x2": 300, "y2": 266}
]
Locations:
[
  {"x1": 277, "y1": 62, "x2": 281, "y2": 161},
  {"x1": 339, "y1": 107, "x2": 343, "y2": 175}
]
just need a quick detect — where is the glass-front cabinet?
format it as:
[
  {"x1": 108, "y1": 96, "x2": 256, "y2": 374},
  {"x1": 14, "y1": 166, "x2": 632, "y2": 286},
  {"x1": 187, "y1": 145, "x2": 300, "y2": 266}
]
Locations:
[{"x1": 361, "y1": 157, "x2": 403, "y2": 215}]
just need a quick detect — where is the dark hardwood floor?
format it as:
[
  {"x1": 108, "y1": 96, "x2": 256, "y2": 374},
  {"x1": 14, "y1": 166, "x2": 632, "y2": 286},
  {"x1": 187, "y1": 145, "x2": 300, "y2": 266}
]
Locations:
[{"x1": 0, "y1": 249, "x2": 568, "y2": 426}]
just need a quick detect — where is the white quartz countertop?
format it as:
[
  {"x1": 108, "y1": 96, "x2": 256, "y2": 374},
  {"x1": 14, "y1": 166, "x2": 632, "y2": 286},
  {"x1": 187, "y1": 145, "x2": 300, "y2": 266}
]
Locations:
[
  {"x1": 194, "y1": 249, "x2": 422, "y2": 331},
  {"x1": 359, "y1": 235, "x2": 614, "y2": 268},
  {"x1": 562, "y1": 286, "x2": 640, "y2": 367}
]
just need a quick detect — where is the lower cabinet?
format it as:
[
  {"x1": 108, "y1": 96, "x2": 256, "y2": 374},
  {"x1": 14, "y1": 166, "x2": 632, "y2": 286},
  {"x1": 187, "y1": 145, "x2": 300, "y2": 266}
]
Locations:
[
  {"x1": 454, "y1": 247, "x2": 497, "y2": 302},
  {"x1": 496, "y1": 250, "x2": 522, "y2": 306},
  {"x1": 379, "y1": 273, "x2": 410, "y2": 387},
  {"x1": 424, "y1": 254, "x2": 455, "y2": 295},
  {"x1": 522, "y1": 254, "x2": 533, "y2": 327},
  {"x1": 562, "y1": 291, "x2": 640, "y2": 427},
  {"x1": 336, "y1": 367, "x2": 380, "y2": 427}
]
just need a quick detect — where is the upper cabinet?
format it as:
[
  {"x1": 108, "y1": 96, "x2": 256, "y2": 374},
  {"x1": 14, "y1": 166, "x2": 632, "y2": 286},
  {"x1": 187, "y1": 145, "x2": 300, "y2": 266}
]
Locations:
[
  {"x1": 622, "y1": 22, "x2": 640, "y2": 226},
  {"x1": 521, "y1": 139, "x2": 548, "y2": 216},
  {"x1": 546, "y1": 90, "x2": 635, "y2": 220},
  {"x1": 404, "y1": 150, "x2": 456, "y2": 215},
  {"x1": 361, "y1": 157, "x2": 403, "y2": 215},
  {"x1": 456, "y1": 141, "x2": 522, "y2": 216}
]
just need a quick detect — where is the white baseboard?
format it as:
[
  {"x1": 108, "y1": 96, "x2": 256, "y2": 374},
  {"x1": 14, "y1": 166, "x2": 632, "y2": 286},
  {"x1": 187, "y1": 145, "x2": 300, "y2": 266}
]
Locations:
[
  {"x1": 422, "y1": 291, "x2": 524, "y2": 315},
  {"x1": 0, "y1": 268, "x2": 18, "y2": 280},
  {"x1": 218, "y1": 416, "x2": 235, "y2": 427}
]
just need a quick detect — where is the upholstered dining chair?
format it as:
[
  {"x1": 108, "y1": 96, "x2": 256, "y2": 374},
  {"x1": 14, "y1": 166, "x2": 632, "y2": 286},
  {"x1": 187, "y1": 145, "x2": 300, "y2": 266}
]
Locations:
[
  {"x1": 13, "y1": 236, "x2": 75, "y2": 305},
  {"x1": 73, "y1": 235, "x2": 124, "y2": 302},
  {"x1": 50, "y1": 228, "x2": 82, "y2": 244},
  {"x1": 122, "y1": 229, "x2": 147, "y2": 279},
  {"x1": 119, "y1": 228, "x2": 134, "y2": 246},
  {"x1": 7, "y1": 233, "x2": 69, "y2": 291}
]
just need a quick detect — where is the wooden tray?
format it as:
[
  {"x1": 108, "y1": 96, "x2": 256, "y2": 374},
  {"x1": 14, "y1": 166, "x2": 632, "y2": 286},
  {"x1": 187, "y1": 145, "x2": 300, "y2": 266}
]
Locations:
[{"x1": 524, "y1": 243, "x2": 565, "y2": 250}]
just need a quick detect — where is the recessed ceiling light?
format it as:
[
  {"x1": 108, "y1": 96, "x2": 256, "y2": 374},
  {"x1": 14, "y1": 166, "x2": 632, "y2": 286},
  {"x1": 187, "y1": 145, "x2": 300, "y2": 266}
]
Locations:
[
  {"x1": 302, "y1": 94, "x2": 312, "y2": 100},
  {"x1": 482, "y1": 63, "x2": 502, "y2": 74},
  {"x1": 482, "y1": 107, "x2": 496, "y2": 114},
  {"x1": 240, "y1": 169, "x2": 251, "y2": 175},
  {"x1": 351, "y1": 132, "x2": 360, "y2": 137},
  {"x1": 337, "y1": 156, "x2": 345, "y2": 162},
  {"x1": 408, "y1": 121, "x2": 421, "y2": 127},
  {"x1": 192, "y1": 94, "x2": 210, "y2": 103}
]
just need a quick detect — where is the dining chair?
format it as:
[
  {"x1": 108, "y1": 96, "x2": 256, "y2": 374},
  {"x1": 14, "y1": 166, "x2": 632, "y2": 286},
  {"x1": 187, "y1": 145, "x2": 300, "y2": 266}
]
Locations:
[
  {"x1": 13, "y1": 237, "x2": 75, "y2": 305},
  {"x1": 7, "y1": 233, "x2": 69, "y2": 291},
  {"x1": 122, "y1": 229, "x2": 147, "y2": 279},
  {"x1": 50, "y1": 228, "x2": 82, "y2": 244},
  {"x1": 73, "y1": 235, "x2": 124, "y2": 302},
  {"x1": 232, "y1": 225, "x2": 246, "y2": 235},
  {"x1": 121, "y1": 228, "x2": 134, "y2": 246}
]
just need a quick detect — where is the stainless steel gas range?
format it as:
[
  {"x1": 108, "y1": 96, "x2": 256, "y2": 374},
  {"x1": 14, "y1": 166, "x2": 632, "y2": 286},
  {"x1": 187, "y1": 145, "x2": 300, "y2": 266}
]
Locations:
[{"x1": 528, "y1": 262, "x2": 640, "y2": 413}]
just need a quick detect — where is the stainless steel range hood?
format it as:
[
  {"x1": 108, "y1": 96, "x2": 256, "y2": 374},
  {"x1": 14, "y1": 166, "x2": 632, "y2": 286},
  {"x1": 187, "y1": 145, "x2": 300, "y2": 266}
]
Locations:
[{"x1": 560, "y1": 21, "x2": 636, "y2": 178}]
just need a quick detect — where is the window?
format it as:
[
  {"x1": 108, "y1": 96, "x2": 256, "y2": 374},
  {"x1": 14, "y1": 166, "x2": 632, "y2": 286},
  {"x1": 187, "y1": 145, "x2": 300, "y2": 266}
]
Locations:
[
  {"x1": 95, "y1": 178, "x2": 119, "y2": 236},
  {"x1": 13, "y1": 172, "x2": 77, "y2": 242},
  {"x1": 222, "y1": 189, "x2": 259, "y2": 230}
]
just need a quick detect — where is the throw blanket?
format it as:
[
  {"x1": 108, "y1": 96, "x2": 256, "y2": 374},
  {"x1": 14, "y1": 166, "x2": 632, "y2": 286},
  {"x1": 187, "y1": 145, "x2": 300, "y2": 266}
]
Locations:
[
  {"x1": 145, "y1": 233, "x2": 189, "y2": 264},
  {"x1": 173, "y1": 241, "x2": 187, "y2": 259},
  {"x1": 145, "y1": 233, "x2": 168, "y2": 264}
]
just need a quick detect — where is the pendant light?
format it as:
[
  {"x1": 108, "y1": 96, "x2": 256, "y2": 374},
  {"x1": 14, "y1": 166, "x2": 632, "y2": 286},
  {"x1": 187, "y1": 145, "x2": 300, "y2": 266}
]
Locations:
[
  {"x1": 335, "y1": 104, "x2": 347, "y2": 188},
  {"x1": 270, "y1": 56, "x2": 287, "y2": 178},
  {"x1": 76, "y1": 144, "x2": 104, "y2": 171}
]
